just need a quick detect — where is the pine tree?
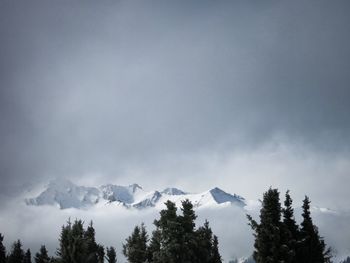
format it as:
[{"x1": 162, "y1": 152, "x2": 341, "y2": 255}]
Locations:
[
  {"x1": 281, "y1": 190, "x2": 299, "y2": 263},
  {"x1": 96, "y1": 245, "x2": 104, "y2": 263},
  {"x1": 122, "y1": 224, "x2": 148, "y2": 263},
  {"x1": 24, "y1": 249, "x2": 32, "y2": 263},
  {"x1": 299, "y1": 196, "x2": 331, "y2": 263},
  {"x1": 196, "y1": 220, "x2": 213, "y2": 263},
  {"x1": 35, "y1": 245, "x2": 50, "y2": 263},
  {"x1": 154, "y1": 201, "x2": 182, "y2": 263},
  {"x1": 0, "y1": 234, "x2": 6, "y2": 263},
  {"x1": 147, "y1": 229, "x2": 161, "y2": 263},
  {"x1": 247, "y1": 188, "x2": 286, "y2": 263},
  {"x1": 56, "y1": 219, "x2": 87, "y2": 263},
  {"x1": 211, "y1": 235, "x2": 222, "y2": 263},
  {"x1": 179, "y1": 199, "x2": 198, "y2": 263},
  {"x1": 84, "y1": 221, "x2": 99, "y2": 263},
  {"x1": 106, "y1": 247, "x2": 117, "y2": 263},
  {"x1": 8, "y1": 240, "x2": 24, "y2": 263}
]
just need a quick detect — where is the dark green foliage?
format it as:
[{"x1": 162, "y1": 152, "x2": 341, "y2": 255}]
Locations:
[
  {"x1": 196, "y1": 220, "x2": 213, "y2": 263},
  {"x1": 248, "y1": 189, "x2": 332, "y2": 263},
  {"x1": 122, "y1": 200, "x2": 222, "y2": 263},
  {"x1": 149, "y1": 200, "x2": 222, "y2": 263},
  {"x1": 96, "y1": 245, "x2": 104, "y2": 263},
  {"x1": 0, "y1": 234, "x2": 6, "y2": 263},
  {"x1": 8, "y1": 240, "x2": 24, "y2": 263},
  {"x1": 24, "y1": 249, "x2": 32, "y2": 263},
  {"x1": 281, "y1": 190, "x2": 299, "y2": 263},
  {"x1": 147, "y1": 229, "x2": 161, "y2": 263},
  {"x1": 123, "y1": 223, "x2": 148, "y2": 263},
  {"x1": 56, "y1": 219, "x2": 87, "y2": 263},
  {"x1": 56, "y1": 219, "x2": 106, "y2": 263},
  {"x1": 211, "y1": 235, "x2": 222, "y2": 263},
  {"x1": 106, "y1": 247, "x2": 117, "y2": 263},
  {"x1": 248, "y1": 188, "x2": 286, "y2": 263},
  {"x1": 154, "y1": 200, "x2": 182, "y2": 263},
  {"x1": 179, "y1": 199, "x2": 198, "y2": 263},
  {"x1": 299, "y1": 196, "x2": 332, "y2": 263},
  {"x1": 84, "y1": 221, "x2": 99, "y2": 263},
  {"x1": 35, "y1": 245, "x2": 50, "y2": 263}
]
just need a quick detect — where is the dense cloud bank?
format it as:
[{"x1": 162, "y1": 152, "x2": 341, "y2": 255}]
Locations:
[{"x1": 1, "y1": 0, "x2": 350, "y2": 205}]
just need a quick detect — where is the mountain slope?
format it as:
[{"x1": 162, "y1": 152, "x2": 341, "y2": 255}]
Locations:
[{"x1": 25, "y1": 179, "x2": 246, "y2": 210}]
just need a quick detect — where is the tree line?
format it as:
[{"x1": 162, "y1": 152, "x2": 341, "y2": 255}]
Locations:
[
  {"x1": 0, "y1": 199, "x2": 221, "y2": 263},
  {"x1": 0, "y1": 188, "x2": 334, "y2": 263},
  {"x1": 247, "y1": 188, "x2": 332, "y2": 263}
]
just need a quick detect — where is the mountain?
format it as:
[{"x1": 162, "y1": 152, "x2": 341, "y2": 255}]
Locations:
[{"x1": 25, "y1": 179, "x2": 246, "y2": 210}]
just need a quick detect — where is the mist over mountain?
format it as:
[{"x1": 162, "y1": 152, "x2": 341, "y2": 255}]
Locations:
[
  {"x1": 1, "y1": 0, "x2": 350, "y2": 261},
  {"x1": 0, "y1": 179, "x2": 347, "y2": 262},
  {"x1": 25, "y1": 178, "x2": 246, "y2": 210}
]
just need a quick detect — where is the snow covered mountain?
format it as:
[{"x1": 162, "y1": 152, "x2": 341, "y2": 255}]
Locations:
[{"x1": 25, "y1": 179, "x2": 246, "y2": 210}]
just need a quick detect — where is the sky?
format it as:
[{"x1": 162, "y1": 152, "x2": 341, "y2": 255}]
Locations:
[{"x1": 1, "y1": 0, "x2": 350, "y2": 208}]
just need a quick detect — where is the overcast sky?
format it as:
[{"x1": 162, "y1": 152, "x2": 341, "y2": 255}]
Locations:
[{"x1": 1, "y1": 0, "x2": 350, "y2": 209}]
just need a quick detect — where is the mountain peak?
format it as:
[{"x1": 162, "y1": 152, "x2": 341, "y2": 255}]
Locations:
[
  {"x1": 161, "y1": 187, "x2": 187, "y2": 195},
  {"x1": 129, "y1": 183, "x2": 142, "y2": 193},
  {"x1": 209, "y1": 187, "x2": 246, "y2": 206},
  {"x1": 26, "y1": 180, "x2": 246, "y2": 210}
]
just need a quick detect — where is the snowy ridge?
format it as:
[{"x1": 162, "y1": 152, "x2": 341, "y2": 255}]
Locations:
[{"x1": 25, "y1": 179, "x2": 246, "y2": 210}]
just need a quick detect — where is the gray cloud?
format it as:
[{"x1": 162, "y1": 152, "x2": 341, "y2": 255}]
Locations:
[{"x1": 0, "y1": 0, "x2": 350, "y2": 210}]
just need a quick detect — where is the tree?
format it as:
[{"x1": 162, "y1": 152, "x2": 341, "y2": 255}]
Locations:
[
  {"x1": 248, "y1": 189, "x2": 332, "y2": 263},
  {"x1": 196, "y1": 220, "x2": 213, "y2": 263},
  {"x1": 24, "y1": 249, "x2": 32, "y2": 263},
  {"x1": 211, "y1": 235, "x2": 222, "y2": 263},
  {"x1": 96, "y1": 245, "x2": 104, "y2": 263},
  {"x1": 154, "y1": 201, "x2": 182, "y2": 263},
  {"x1": 299, "y1": 196, "x2": 331, "y2": 263},
  {"x1": 35, "y1": 245, "x2": 50, "y2": 263},
  {"x1": 8, "y1": 240, "x2": 24, "y2": 263},
  {"x1": 0, "y1": 234, "x2": 6, "y2": 263},
  {"x1": 282, "y1": 190, "x2": 299, "y2": 263},
  {"x1": 147, "y1": 229, "x2": 161, "y2": 263},
  {"x1": 179, "y1": 199, "x2": 198, "y2": 263},
  {"x1": 247, "y1": 188, "x2": 288, "y2": 263},
  {"x1": 122, "y1": 224, "x2": 148, "y2": 263},
  {"x1": 106, "y1": 247, "x2": 117, "y2": 263},
  {"x1": 84, "y1": 221, "x2": 99, "y2": 263},
  {"x1": 150, "y1": 200, "x2": 222, "y2": 263},
  {"x1": 56, "y1": 219, "x2": 87, "y2": 263}
]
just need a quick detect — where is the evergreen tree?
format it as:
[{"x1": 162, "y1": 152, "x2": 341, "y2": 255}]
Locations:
[
  {"x1": 56, "y1": 219, "x2": 87, "y2": 263},
  {"x1": 147, "y1": 229, "x2": 161, "y2": 263},
  {"x1": 35, "y1": 245, "x2": 50, "y2": 263},
  {"x1": 211, "y1": 235, "x2": 222, "y2": 263},
  {"x1": 179, "y1": 199, "x2": 198, "y2": 263},
  {"x1": 0, "y1": 234, "x2": 6, "y2": 263},
  {"x1": 8, "y1": 240, "x2": 24, "y2": 263},
  {"x1": 122, "y1": 224, "x2": 148, "y2": 263},
  {"x1": 247, "y1": 188, "x2": 286, "y2": 263},
  {"x1": 106, "y1": 247, "x2": 117, "y2": 263},
  {"x1": 196, "y1": 220, "x2": 213, "y2": 263},
  {"x1": 24, "y1": 249, "x2": 32, "y2": 263},
  {"x1": 281, "y1": 190, "x2": 299, "y2": 263},
  {"x1": 84, "y1": 221, "x2": 99, "y2": 263},
  {"x1": 299, "y1": 196, "x2": 331, "y2": 263},
  {"x1": 154, "y1": 201, "x2": 182, "y2": 263},
  {"x1": 96, "y1": 245, "x2": 104, "y2": 263}
]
